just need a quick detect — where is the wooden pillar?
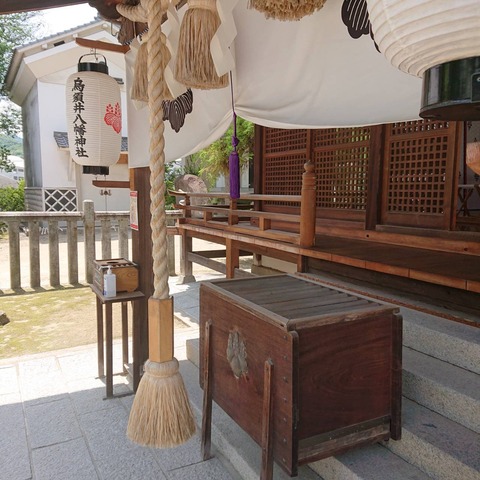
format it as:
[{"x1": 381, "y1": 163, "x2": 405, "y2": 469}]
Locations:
[
  {"x1": 226, "y1": 238, "x2": 239, "y2": 279},
  {"x1": 130, "y1": 167, "x2": 153, "y2": 390},
  {"x1": 366, "y1": 125, "x2": 385, "y2": 231}
]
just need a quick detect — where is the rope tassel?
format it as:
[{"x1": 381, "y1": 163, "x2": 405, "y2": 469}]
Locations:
[{"x1": 175, "y1": 0, "x2": 229, "y2": 90}]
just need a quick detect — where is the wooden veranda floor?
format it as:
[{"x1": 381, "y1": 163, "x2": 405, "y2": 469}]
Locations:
[
  {"x1": 310, "y1": 236, "x2": 480, "y2": 294},
  {"x1": 178, "y1": 223, "x2": 480, "y2": 296}
]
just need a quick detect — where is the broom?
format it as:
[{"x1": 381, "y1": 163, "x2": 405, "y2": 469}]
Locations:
[
  {"x1": 175, "y1": 0, "x2": 229, "y2": 90},
  {"x1": 117, "y1": 0, "x2": 196, "y2": 448}
]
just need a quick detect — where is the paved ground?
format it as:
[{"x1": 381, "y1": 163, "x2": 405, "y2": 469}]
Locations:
[{"x1": 0, "y1": 273, "x2": 245, "y2": 480}]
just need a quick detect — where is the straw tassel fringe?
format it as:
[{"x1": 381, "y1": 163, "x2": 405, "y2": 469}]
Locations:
[
  {"x1": 175, "y1": 0, "x2": 228, "y2": 90},
  {"x1": 127, "y1": 359, "x2": 196, "y2": 448},
  {"x1": 248, "y1": 0, "x2": 327, "y2": 21}
]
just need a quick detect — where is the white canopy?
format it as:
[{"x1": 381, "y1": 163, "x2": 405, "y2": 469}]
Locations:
[{"x1": 127, "y1": 0, "x2": 423, "y2": 167}]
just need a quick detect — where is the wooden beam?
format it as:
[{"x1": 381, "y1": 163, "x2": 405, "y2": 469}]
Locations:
[
  {"x1": 92, "y1": 180, "x2": 130, "y2": 189},
  {"x1": 0, "y1": 0, "x2": 86, "y2": 14},
  {"x1": 75, "y1": 38, "x2": 130, "y2": 54}
]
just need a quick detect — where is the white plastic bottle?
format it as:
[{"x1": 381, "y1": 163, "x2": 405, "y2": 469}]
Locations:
[{"x1": 103, "y1": 266, "x2": 116, "y2": 297}]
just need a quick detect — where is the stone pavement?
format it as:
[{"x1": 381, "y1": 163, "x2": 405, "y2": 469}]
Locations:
[{"x1": 0, "y1": 273, "x2": 243, "y2": 480}]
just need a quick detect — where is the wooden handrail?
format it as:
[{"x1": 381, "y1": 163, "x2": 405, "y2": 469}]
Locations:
[{"x1": 168, "y1": 190, "x2": 302, "y2": 203}]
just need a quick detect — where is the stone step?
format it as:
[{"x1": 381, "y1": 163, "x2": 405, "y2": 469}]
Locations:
[
  {"x1": 403, "y1": 347, "x2": 480, "y2": 433},
  {"x1": 402, "y1": 309, "x2": 480, "y2": 375},
  {"x1": 384, "y1": 398, "x2": 480, "y2": 480},
  {"x1": 310, "y1": 444, "x2": 432, "y2": 480},
  {"x1": 185, "y1": 341, "x2": 435, "y2": 480},
  {"x1": 179, "y1": 357, "x2": 323, "y2": 480}
]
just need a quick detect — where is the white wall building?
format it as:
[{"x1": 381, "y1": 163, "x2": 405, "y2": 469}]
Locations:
[
  {"x1": 5, "y1": 20, "x2": 129, "y2": 212},
  {"x1": 0, "y1": 155, "x2": 25, "y2": 182}
]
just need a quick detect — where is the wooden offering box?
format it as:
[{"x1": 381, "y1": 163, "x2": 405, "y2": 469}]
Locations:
[
  {"x1": 200, "y1": 274, "x2": 402, "y2": 477},
  {"x1": 93, "y1": 259, "x2": 139, "y2": 293}
]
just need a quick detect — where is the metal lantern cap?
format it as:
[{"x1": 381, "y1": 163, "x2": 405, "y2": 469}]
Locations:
[
  {"x1": 77, "y1": 53, "x2": 109, "y2": 75},
  {"x1": 420, "y1": 56, "x2": 480, "y2": 121}
]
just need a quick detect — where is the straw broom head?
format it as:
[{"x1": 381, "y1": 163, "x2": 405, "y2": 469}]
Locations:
[
  {"x1": 175, "y1": 0, "x2": 228, "y2": 90},
  {"x1": 127, "y1": 359, "x2": 196, "y2": 447}
]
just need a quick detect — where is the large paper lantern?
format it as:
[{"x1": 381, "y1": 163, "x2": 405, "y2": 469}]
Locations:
[
  {"x1": 66, "y1": 54, "x2": 122, "y2": 175},
  {"x1": 366, "y1": 0, "x2": 480, "y2": 120}
]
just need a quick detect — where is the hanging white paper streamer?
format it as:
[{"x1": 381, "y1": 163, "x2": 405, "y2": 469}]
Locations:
[
  {"x1": 211, "y1": 0, "x2": 239, "y2": 76},
  {"x1": 163, "y1": 1, "x2": 188, "y2": 98}
]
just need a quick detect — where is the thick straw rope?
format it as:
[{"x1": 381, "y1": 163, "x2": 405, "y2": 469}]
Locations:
[{"x1": 146, "y1": 0, "x2": 170, "y2": 299}]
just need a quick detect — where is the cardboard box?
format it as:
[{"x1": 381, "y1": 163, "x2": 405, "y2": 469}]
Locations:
[{"x1": 93, "y1": 258, "x2": 139, "y2": 293}]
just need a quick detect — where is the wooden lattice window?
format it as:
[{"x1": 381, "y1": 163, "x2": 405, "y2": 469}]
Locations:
[
  {"x1": 313, "y1": 128, "x2": 370, "y2": 217},
  {"x1": 381, "y1": 120, "x2": 458, "y2": 229},
  {"x1": 264, "y1": 128, "x2": 307, "y2": 154},
  {"x1": 263, "y1": 129, "x2": 307, "y2": 207}
]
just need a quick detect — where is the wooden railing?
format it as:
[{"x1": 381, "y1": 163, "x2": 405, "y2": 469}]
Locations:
[
  {"x1": 0, "y1": 200, "x2": 182, "y2": 291},
  {"x1": 0, "y1": 200, "x2": 130, "y2": 290},
  {"x1": 170, "y1": 161, "x2": 317, "y2": 248}
]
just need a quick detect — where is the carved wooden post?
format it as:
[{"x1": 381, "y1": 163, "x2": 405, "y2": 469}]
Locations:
[{"x1": 299, "y1": 161, "x2": 317, "y2": 248}]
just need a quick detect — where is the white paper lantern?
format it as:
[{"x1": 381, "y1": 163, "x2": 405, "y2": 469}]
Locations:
[
  {"x1": 366, "y1": 0, "x2": 480, "y2": 120},
  {"x1": 366, "y1": 0, "x2": 480, "y2": 77},
  {"x1": 66, "y1": 55, "x2": 122, "y2": 174}
]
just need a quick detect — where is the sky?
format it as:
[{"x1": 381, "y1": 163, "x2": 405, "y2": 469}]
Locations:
[{"x1": 40, "y1": 4, "x2": 99, "y2": 35}]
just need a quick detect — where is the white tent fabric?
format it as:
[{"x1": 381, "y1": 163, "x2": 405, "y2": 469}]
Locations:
[{"x1": 127, "y1": 0, "x2": 423, "y2": 168}]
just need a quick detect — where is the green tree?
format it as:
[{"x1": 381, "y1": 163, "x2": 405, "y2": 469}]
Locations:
[
  {"x1": 0, "y1": 178, "x2": 25, "y2": 211},
  {"x1": 0, "y1": 12, "x2": 40, "y2": 162},
  {"x1": 0, "y1": 144, "x2": 15, "y2": 172},
  {"x1": 196, "y1": 118, "x2": 254, "y2": 189}
]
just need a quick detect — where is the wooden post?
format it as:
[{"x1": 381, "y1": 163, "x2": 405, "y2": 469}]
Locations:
[
  {"x1": 226, "y1": 238, "x2": 239, "y2": 279},
  {"x1": 84, "y1": 200, "x2": 96, "y2": 284},
  {"x1": 48, "y1": 219, "x2": 60, "y2": 286},
  {"x1": 148, "y1": 297, "x2": 173, "y2": 363},
  {"x1": 299, "y1": 161, "x2": 316, "y2": 248},
  {"x1": 261, "y1": 359, "x2": 274, "y2": 480},
  {"x1": 131, "y1": 167, "x2": 154, "y2": 390},
  {"x1": 101, "y1": 217, "x2": 112, "y2": 260},
  {"x1": 178, "y1": 229, "x2": 195, "y2": 284},
  {"x1": 29, "y1": 220, "x2": 40, "y2": 288},
  {"x1": 67, "y1": 219, "x2": 78, "y2": 285},
  {"x1": 8, "y1": 220, "x2": 20, "y2": 289},
  {"x1": 118, "y1": 217, "x2": 129, "y2": 260},
  {"x1": 366, "y1": 125, "x2": 385, "y2": 230},
  {"x1": 201, "y1": 320, "x2": 213, "y2": 461},
  {"x1": 229, "y1": 199, "x2": 239, "y2": 226}
]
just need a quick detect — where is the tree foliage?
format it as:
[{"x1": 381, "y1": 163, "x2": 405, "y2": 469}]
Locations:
[
  {"x1": 0, "y1": 12, "x2": 39, "y2": 94},
  {"x1": 195, "y1": 118, "x2": 254, "y2": 187},
  {"x1": 0, "y1": 12, "x2": 40, "y2": 163},
  {"x1": 0, "y1": 178, "x2": 24, "y2": 211}
]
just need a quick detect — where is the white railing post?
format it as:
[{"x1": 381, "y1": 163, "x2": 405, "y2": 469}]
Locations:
[{"x1": 83, "y1": 200, "x2": 96, "y2": 284}]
